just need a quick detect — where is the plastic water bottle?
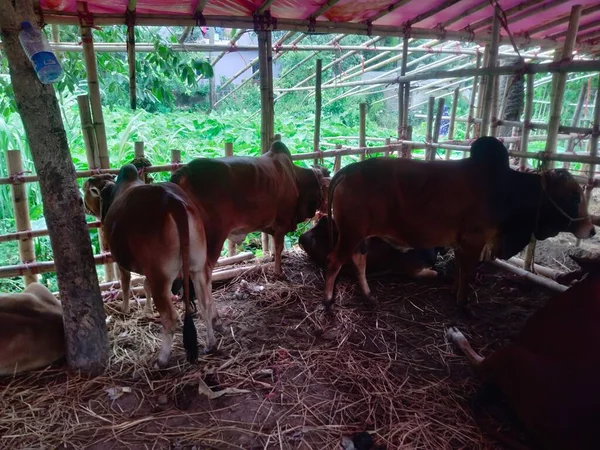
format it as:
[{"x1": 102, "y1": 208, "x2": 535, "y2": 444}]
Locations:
[{"x1": 18, "y1": 21, "x2": 63, "y2": 84}]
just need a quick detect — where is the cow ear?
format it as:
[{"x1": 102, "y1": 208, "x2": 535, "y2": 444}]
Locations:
[{"x1": 89, "y1": 186, "x2": 102, "y2": 197}]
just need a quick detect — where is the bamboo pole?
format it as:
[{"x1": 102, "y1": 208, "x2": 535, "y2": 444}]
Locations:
[
  {"x1": 313, "y1": 59, "x2": 322, "y2": 166},
  {"x1": 359, "y1": 103, "x2": 367, "y2": 161},
  {"x1": 545, "y1": 5, "x2": 583, "y2": 166},
  {"x1": 224, "y1": 142, "x2": 237, "y2": 257},
  {"x1": 210, "y1": 29, "x2": 246, "y2": 67},
  {"x1": 491, "y1": 259, "x2": 567, "y2": 293},
  {"x1": 432, "y1": 98, "x2": 445, "y2": 161},
  {"x1": 426, "y1": 97, "x2": 435, "y2": 160},
  {"x1": 384, "y1": 138, "x2": 391, "y2": 158},
  {"x1": 77, "y1": 94, "x2": 99, "y2": 169},
  {"x1": 134, "y1": 141, "x2": 149, "y2": 183},
  {"x1": 578, "y1": 76, "x2": 600, "y2": 247},
  {"x1": 7, "y1": 150, "x2": 37, "y2": 285},
  {"x1": 480, "y1": 7, "x2": 500, "y2": 137},
  {"x1": 170, "y1": 149, "x2": 181, "y2": 175},
  {"x1": 0, "y1": 221, "x2": 101, "y2": 243},
  {"x1": 79, "y1": 10, "x2": 109, "y2": 170},
  {"x1": 126, "y1": 0, "x2": 137, "y2": 110},
  {"x1": 334, "y1": 144, "x2": 342, "y2": 173},
  {"x1": 446, "y1": 87, "x2": 459, "y2": 159},
  {"x1": 208, "y1": 27, "x2": 216, "y2": 111},
  {"x1": 398, "y1": 37, "x2": 409, "y2": 141},
  {"x1": 490, "y1": 76, "x2": 500, "y2": 137},
  {"x1": 564, "y1": 83, "x2": 588, "y2": 170},
  {"x1": 466, "y1": 51, "x2": 483, "y2": 140},
  {"x1": 520, "y1": 74, "x2": 535, "y2": 170}
]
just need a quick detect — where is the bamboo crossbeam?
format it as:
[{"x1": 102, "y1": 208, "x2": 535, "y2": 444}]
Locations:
[
  {"x1": 441, "y1": 0, "x2": 488, "y2": 28},
  {"x1": 491, "y1": 259, "x2": 567, "y2": 293},
  {"x1": 34, "y1": 13, "x2": 600, "y2": 52},
  {"x1": 0, "y1": 221, "x2": 101, "y2": 243},
  {"x1": 526, "y1": 4, "x2": 600, "y2": 37},
  {"x1": 470, "y1": 0, "x2": 549, "y2": 32},
  {"x1": 211, "y1": 29, "x2": 247, "y2": 67}
]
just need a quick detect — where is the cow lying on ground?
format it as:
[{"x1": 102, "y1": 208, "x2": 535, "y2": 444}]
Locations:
[
  {"x1": 323, "y1": 136, "x2": 595, "y2": 311},
  {"x1": 299, "y1": 215, "x2": 441, "y2": 279},
  {"x1": 0, "y1": 282, "x2": 64, "y2": 376},
  {"x1": 84, "y1": 165, "x2": 220, "y2": 367},
  {"x1": 170, "y1": 141, "x2": 329, "y2": 278},
  {"x1": 446, "y1": 254, "x2": 600, "y2": 449}
]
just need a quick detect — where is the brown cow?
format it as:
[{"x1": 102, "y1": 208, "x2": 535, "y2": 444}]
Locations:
[
  {"x1": 446, "y1": 254, "x2": 600, "y2": 449},
  {"x1": 84, "y1": 165, "x2": 220, "y2": 367},
  {"x1": 299, "y1": 215, "x2": 441, "y2": 278},
  {"x1": 170, "y1": 140, "x2": 329, "y2": 277},
  {"x1": 0, "y1": 282, "x2": 65, "y2": 376},
  {"x1": 323, "y1": 136, "x2": 595, "y2": 311}
]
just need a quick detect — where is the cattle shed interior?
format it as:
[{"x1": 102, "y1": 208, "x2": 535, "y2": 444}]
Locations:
[{"x1": 1, "y1": 0, "x2": 600, "y2": 448}]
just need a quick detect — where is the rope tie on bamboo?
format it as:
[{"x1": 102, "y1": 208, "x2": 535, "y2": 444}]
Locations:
[
  {"x1": 76, "y1": 1, "x2": 101, "y2": 31},
  {"x1": 435, "y1": 23, "x2": 446, "y2": 41},
  {"x1": 523, "y1": 120, "x2": 533, "y2": 130},
  {"x1": 366, "y1": 21, "x2": 373, "y2": 37},
  {"x1": 488, "y1": 0, "x2": 523, "y2": 62},
  {"x1": 463, "y1": 25, "x2": 475, "y2": 42},
  {"x1": 308, "y1": 17, "x2": 317, "y2": 33},
  {"x1": 402, "y1": 24, "x2": 412, "y2": 40},
  {"x1": 194, "y1": 10, "x2": 207, "y2": 28},
  {"x1": 19, "y1": 260, "x2": 35, "y2": 276},
  {"x1": 8, "y1": 170, "x2": 31, "y2": 184}
]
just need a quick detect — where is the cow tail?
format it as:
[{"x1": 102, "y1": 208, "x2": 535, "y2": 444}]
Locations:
[{"x1": 168, "y1": 195, "x2": 199, "y2": 364}]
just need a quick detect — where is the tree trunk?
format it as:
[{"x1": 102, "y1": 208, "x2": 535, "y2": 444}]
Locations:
[
  {"x1": 498, "y1": 57, "x2": 525, "y2": 137},
  {"x1": 1, "y1": 0, "x2": 108, "y2": 375}
]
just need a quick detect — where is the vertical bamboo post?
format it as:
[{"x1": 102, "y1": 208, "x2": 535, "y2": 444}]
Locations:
[
  {"x1": 425, "y1": 96, "x2": 435, "y2": 160},
  {"x1": 170, "y1": 149, "x2": 181, "y2": 176},
  {"x1": 78, "y1": 3, "x2": 109, "y2": 170},
  {"x1": 522, "y1": 73, "x2": 537, "y2": 272},
  {"x1": 51, "y1": 24, "x2": 61, "y2": 60},
  {"x1": 313, "y1": 59, "x2": 323, "y2": 166},
  {"x1": 465, "y1": 51, "x2": 482, "y2": 140},
  {"x1": 490, "y1": 76, "x2": 500, "y2": 137},
  {"x1": 432, "y1": 98, "x2": 445, "y2": 161},
  {"x1": 359, "y1": 102, "x2": 367, "y2": 161},
  {"x1": 77, "y1": 94, "x2": 99, "y2": 169},
  {"x1": 480, "y1": 7, "x2": 500, "y2": 137},
  {"x1": 134, "y1": 141, "x2": 148, "y2": 183},
  {"x1": 384, "y1": 137, "x2": 391, "y2": 157},
  {"x1": 446, "y1": 87, "x2": 459, "y2": 159},
  {"x1": 224, "y1": 142, "x2": 237, "y2": 256},
  {"x1": 545, "y1": 5, "x2": 582, "y2": 170},
  {"x1": 334, "y1": 144, "x2": 342, "y2": 174},
  {"x1": 564, "y1": 84, "x2": 587, "y2": 171},
  {"x1": 7, "y1": 150, "x2": 37, "y2": 285},
  {"x1": 401, "y1": 126, "x2": 413, "y2": 159},
  {"x1": 577, "y1": 76, "x2": 600, "y2": 247},
  {"x1": 208, "y1": 27, "x2": 216, "y2": 111},
  {"x1": 398, "y1": 37, "x2": 409, "y2": 140},
  {"x1": 126, "y1": 0, "x2": 137, "y2": 110},
  {"x1": 258, "y1": 28, "x2": 274, "y2": 255}
]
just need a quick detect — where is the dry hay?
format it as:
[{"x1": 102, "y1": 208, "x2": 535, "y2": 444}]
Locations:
[{"x1": 0, "y1": 250, "x2": 553, "y2": 449}]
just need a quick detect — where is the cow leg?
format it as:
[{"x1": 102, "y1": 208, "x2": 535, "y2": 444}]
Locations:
[
  {"x1": 191, "y1": 267, "x2": 219, "y2": 354},
  {"x1": 446, "y1": 327, "x2": 484, "y2": 367},
  {"x1": 273, "y1": 231, "x2": 286, "y2": 277},
  {"x1": 119, "y1": 267, "x2": 132, "y2": 314},
  {"x1": 149, "y1": 278, "x2": 178, "y2": 368},
  {"x1": 351, "y1": 251, "x2": 376, "y2": 306},
  {"x1": 143, "y1": 278, "x2": 153, "y2": 314},
  {"x1": 324, "y1": 236, "x2": 360, "y2": 312}
]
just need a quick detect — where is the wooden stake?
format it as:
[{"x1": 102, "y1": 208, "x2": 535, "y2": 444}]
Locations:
[
  {"x1": 545, "y1": 5, "x2": 582, "y2": 166},
  {"x1": 313, "y1": 59, "x2": 322, "y2": 166},
  {"x1": 7, "y1": 150, "x2": 37, "y2": 285},
  {"x1": 79, "y1": 13, "x2": 109, "y2": 170},
  {"x1": 465, "y1": 51, "x2": 482, "y2": 140},
  {"x1": 384, "y1": 137, "x2": 391, "y2": 157},
  {"x1": 224, "y1": 142, "x2": 237, "y2": 257},
  {"x1": 564, "y1": 83, "x2": 587, "y2": 170},
  {"x1": 126, "y1": 0, "x2": 137, "y2": 110},
  {"x1": 359, "y1": 102, "x2": 367, "y2": 161},
  {"x1": 170, "y1": 149, "x2": 181, "y2": 175},
  {"x1": 77, "y1": 94, "x2": 99, "y2": 169},
  {"x1": 480, "y1": 6, "x2": 500, "y2": 137},
  {"x1": 426, "y1": 96, "x2": 435, "y2": 160}
]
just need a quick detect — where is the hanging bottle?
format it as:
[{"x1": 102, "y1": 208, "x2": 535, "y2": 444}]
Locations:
[{"x1": 18, "y1": 21, "x2": 64, "y2": 84}]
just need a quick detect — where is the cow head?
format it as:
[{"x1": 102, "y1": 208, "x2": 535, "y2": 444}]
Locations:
[
  {"x1": 296, "y1": 165, "x2": 331, "y2": 224},
  {"x1": 83, "y1": 174, "x2": 115, "y2": 219},
  {"x1": 536, "y1": 169, "x2": 595, "y2": 240}
]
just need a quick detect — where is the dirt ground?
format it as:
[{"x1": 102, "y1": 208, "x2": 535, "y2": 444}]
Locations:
[{"x1": 2, "y1": 238, "x2": 592, "y2": 450}]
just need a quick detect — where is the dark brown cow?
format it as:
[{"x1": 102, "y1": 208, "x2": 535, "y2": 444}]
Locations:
[
  {"x1": 324, "y1": 136, "x2": 595, "y2": 311},
  {"x1": 0, "y1": 282, "x2": 65, "y2": 376},
  {"x1": 446, "y1": 254, "x2": 600, "y2": 449},
  {"x1": 84, "y1": 165, "x2": 220, "y2": 367},
  {"x1": 299, "y1": 215, "x2": 440, "y2": 278},
  {"x1": 170, "y1": 140, "x2": 329, "y2": 277}
]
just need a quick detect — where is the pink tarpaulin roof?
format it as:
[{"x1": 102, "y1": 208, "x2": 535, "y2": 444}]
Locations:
[{"x1": 38, "y1": 1, "x2": 600, "y2": 51}]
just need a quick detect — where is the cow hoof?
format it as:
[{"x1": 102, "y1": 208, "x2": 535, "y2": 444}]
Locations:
[
  {"x1": 203, "y1": 345, "x2": 217, "y2": 355},
  {"x1": 322, "y1": 300, "x2": 334, "y2": 313},
  {"x1": 154, "y1": 358, "x2": 169, "y2": 370},
  {"x1": 364, "y1": 294, "x2": 378, "y2": 308},
  {"x1": 445, "y1": 326, "x2": 464, "y2": 343},
  {"x1": 274, "y1": 270, "x2": 288, "y2": 281},
  {"x1": 212, "y1": 318, "x2": 224, "y2": 334}
]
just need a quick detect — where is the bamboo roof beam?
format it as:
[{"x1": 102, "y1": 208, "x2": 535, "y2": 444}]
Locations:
[
  {"x1": 309, "y1": 0, "x2": 343, "y2": 19},
  {"x1": 548, "y1": 17, "x2": 600, "y2": 41},
  {"x1": 527, "y1": 4, "x2": 600, "y2": 38},
  {"x1": 366, "y1": 0, "x2": 412, "y2": 24},
  {"x1": 440, "y1": 0, "x2": 488, "y2": 29},
  {"x1": 405, "y1": 0, "x2": 462, "y2": 27},
  {"x1": 256, "y1": 0, "x2": 276, "y2": 15},
  {"x1": 470, "y1": 0, "x2": 548, "y2": 32}
]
